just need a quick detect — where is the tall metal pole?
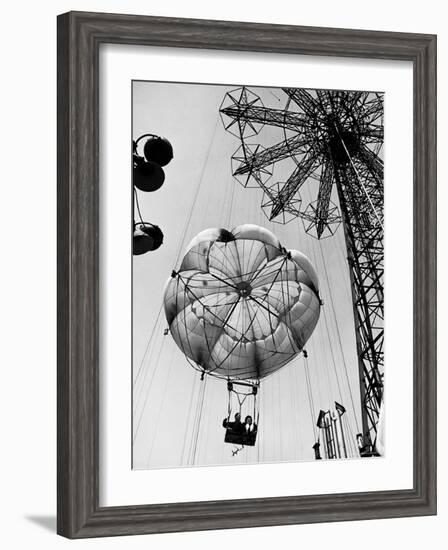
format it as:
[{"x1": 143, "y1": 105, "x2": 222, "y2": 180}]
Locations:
[
  {"x1": 333, "y1": 408, "x2": 348, "y2": 459},
  {"x1": 333, "y1": 162, "x2": 383, "y2": 450}
]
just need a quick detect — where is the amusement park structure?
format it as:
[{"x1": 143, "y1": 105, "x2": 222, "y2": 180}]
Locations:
[
  {"x1": 220, "y1": 87, "x2": 384, "y2": 456},
  {"x1": 132, "y1": 134, "x2": 174, "y2": 255}
]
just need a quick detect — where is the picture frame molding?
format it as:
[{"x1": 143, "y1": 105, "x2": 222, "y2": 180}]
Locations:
[{"x1": 57, "y1": 10, "x2": 437, "y2": 538}]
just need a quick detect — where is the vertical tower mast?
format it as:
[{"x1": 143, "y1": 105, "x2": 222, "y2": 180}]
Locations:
[{"x1": 333, "y1": 163, "x2": 383, "y2": 450}]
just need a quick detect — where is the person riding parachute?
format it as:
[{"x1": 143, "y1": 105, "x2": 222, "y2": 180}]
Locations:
[{"x1": 163, "y1": 224, "x2": 321, "y2": 446}]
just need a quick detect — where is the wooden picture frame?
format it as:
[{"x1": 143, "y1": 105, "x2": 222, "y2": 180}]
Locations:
[{"x1": 57, "y1": 11, "x2": 437, "y2": 538}]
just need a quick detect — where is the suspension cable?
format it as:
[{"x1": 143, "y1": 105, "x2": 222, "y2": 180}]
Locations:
[
  {"x1": 133, "y1": 304, "x2": 164, "y2": 387},
  {"x1": 180, "y1": 374, "x2": 198, "y2": 466},
  {"x1": 133, "y1": 187, "x2": 145, "y2": 224},
  {"x1": 317, "y1": 240, "x2": 360, "y2": 433},
  {"x1": 173, "y1": 114, "x2": 220, "y2": 267},
  {"x1": 304, "y1": 356, "x2": 317, "y2": 442},
  {"x1": 190, "y1": 375, "x2": 207, "y2": 466}
]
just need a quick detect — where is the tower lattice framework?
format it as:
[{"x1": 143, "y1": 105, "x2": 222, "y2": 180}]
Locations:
[{"x1": 220, "y1": 87, "x2": 384, "y2": 450}]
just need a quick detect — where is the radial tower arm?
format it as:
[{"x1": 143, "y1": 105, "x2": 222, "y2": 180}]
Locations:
[
  {"x1": 314, "y1": 161, "x2": 334, "y2": 238},
  {"x1": 233, "y1": 134, "x2": 312, "y2": 175},
  {"x1": 221, "y1": 104, "x2": 309, "y2": 132},
  {"x1": 268, "y1": 153, "x2": 319, "y2": 220}
]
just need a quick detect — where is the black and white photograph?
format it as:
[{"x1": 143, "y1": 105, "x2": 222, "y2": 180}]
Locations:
[
  {"x1": 0, "y1": 0, "x2": 440, "y2": 545},
  {"x1": 132, "y1": 81, "x2": 384, "y2": 469}
]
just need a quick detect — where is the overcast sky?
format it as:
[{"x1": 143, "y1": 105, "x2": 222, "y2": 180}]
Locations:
[{"x1": 132, "y1": 80, "x2": 364, "y2": 470}]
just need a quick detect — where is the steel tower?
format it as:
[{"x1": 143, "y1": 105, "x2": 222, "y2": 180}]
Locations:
[{"x1": 220, "y1": 87, "x2": 384, "y2": 452}]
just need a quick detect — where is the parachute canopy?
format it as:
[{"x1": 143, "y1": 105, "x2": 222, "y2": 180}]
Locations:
[{"x1": 164, "y1": 224, "x2": 321, "y2": 381}]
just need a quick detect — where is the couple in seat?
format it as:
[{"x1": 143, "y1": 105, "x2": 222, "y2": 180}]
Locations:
[{"x1": 223, "y1": 413, "x2": 257, "y2": 445}]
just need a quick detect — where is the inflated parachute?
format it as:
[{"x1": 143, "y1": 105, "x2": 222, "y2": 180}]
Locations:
[{"x1": 164, "y1": 224, "x2": 321, "y2": 381}]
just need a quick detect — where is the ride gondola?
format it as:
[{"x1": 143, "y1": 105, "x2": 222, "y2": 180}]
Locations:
[{"x1": 163, "y1": 224, "x2": 321, "y2": 448}]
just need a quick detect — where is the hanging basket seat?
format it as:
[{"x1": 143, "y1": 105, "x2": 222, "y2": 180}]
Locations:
[{"x1": 224, "y1": 428, "x2": 257, "y2": 447}]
